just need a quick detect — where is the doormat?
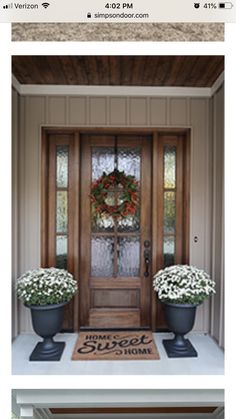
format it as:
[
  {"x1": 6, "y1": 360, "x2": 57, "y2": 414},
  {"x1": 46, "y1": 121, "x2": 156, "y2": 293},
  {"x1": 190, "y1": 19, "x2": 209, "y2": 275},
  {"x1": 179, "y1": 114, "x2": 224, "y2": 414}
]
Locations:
[{"x1": 72, "y1": 331, "x2": 160, "y2": 360}]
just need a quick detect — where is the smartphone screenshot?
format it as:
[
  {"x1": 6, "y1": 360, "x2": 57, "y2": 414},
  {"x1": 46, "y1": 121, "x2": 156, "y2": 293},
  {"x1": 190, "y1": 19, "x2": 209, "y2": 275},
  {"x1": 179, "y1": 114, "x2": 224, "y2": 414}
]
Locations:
[{"x1": 0, "y1": 1, "x2": 233, "y2": 419}]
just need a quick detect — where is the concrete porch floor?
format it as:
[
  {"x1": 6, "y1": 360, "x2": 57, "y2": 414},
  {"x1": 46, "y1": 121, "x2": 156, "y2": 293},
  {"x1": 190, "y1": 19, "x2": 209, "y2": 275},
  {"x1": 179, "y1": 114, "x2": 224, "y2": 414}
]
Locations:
[{"x1": 12, "y1": 332, "x2": 224, "y2": 375}]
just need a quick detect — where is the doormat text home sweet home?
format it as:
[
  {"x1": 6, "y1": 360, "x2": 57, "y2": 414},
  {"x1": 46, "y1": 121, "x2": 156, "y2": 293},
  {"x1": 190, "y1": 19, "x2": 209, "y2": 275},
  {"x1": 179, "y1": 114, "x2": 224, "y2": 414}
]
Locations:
[{"x1": 72, "y1": 331, "x2": 160, "y2": 360}]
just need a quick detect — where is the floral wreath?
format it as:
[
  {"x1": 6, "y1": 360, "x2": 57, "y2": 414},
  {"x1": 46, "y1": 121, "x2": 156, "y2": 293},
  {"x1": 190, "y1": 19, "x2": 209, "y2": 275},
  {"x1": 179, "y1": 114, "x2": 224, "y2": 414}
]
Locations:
[{"x1": 91, "y1": 169, "x2": 139, "y2": 219}]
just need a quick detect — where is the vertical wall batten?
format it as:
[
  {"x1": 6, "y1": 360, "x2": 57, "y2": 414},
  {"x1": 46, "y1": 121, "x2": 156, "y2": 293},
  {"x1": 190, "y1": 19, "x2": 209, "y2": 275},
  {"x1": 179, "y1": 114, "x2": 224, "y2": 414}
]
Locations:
[
  {"x1": 12, "y1": 91, "x2": 224, "y2": 340},
  {"x1": 189, "y1": 98, "x2": 210, "y2": 332},
  {"x1": 203, "y1": 98, "x2": 213, "y2": 332}
]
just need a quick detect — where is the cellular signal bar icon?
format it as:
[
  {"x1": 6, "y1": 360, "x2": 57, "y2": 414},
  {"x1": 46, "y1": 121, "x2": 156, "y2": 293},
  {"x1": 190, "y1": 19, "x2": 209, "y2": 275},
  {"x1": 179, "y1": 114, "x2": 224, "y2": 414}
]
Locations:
[
  {"x1": 3, "y1": 3, "x2": 13, "y2": 9},
  {"x1": 42, "y1": 2, "x2": 50, "y2": 8}
]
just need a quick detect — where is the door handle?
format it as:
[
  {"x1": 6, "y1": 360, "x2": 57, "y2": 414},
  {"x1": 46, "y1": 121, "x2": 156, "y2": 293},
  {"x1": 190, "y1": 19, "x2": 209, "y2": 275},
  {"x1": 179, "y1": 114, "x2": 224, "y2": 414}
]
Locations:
[{"x1": 144, "y1": 249, "x2": 151, "y2": 277}]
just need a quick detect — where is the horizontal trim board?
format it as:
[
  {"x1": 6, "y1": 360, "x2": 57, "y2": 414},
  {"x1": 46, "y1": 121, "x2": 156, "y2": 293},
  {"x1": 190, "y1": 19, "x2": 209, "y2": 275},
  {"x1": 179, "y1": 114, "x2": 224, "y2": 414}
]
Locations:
[
  {"x1": 43, "y1": 128, "x2": 191, "y2": 134},
  {"x1": 15, "y1": 389, "x2": 224, "y2": 406},
  {"x1": 12, "y1": 73, "x2": 224, "y2": 97},
  {"x1": 12, "y1": 77, "x2": 210, "y2": 97},
  {"x1": 49, "y1": 407, "x2": 217, "y2": 414}
]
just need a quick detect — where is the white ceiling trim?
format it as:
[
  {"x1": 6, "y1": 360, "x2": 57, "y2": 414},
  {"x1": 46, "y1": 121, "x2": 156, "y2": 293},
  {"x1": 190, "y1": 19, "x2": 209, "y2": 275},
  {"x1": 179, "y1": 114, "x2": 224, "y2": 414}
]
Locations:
[
  {"x1": 15, "y1": 389, "x2": 224, "y2": 408},
  {"x1": 211, "y1": 72, "x2": 224, "y2": 96},
  {"x1": 12, "y1": 75, "x2": 21, "y2": 94},
  {"x1": 12, "y1": 72, "x2": 224, "y2": 98},
  {"x1": 213, "y1": 407, "x2": 224, "y2": 419},
  {"x1": 12, "y1": 392, "x2": 21, "y2": 417},
  {"x1": 35, "y1": 409, "x2": 51, "y2": 419}
]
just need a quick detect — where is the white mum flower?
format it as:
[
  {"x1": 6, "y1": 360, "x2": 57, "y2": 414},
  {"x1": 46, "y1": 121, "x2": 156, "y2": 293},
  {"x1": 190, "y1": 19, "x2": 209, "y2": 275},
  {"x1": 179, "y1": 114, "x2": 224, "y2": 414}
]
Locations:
[
  {"x1": 153, "y1": 264, "x2": 215, "y2": 304},
  {"x1": 16, "y1": 267, "x2": 78, "y2": 306}
]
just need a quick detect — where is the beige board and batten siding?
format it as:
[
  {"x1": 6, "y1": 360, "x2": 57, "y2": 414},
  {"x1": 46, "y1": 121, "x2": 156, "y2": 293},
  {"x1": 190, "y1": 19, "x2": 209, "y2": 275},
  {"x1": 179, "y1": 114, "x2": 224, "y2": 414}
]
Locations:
[
  {"x1": 12, "y1": 91, "x2": 222, "y2": 341},
  {"x1": 211, "y1": 84, "x2": 224, "y2": 349},
  {"x1": 12, "y1": 89, "x2": 19, "y2": 338}
]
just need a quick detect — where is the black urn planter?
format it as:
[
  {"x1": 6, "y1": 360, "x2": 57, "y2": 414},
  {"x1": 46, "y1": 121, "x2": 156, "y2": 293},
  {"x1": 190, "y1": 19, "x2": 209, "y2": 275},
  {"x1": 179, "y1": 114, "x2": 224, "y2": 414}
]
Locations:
[
  {"x1": 162, "y1": 302, "x2": 198, "y2": 358},
  {"x1": 27, "y1": 302, "x2": 67, "y2": 361}
]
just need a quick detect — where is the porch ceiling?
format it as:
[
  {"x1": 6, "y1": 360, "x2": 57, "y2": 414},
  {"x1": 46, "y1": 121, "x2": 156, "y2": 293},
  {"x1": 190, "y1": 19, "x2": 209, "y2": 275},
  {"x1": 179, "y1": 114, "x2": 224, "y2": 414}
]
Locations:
[
  {"x1": 12, "y1": 56, "x2": 224, "y2": 87},
  {"x1": 48, "y1": 406, "x2": 218, "y2": 414}
]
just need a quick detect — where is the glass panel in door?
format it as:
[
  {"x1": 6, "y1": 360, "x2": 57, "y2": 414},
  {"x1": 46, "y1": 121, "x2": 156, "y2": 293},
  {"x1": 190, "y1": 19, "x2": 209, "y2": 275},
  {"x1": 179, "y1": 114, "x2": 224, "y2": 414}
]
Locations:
[{"x1": 91, "y1": 146, "x2": 141, "y2": 278}]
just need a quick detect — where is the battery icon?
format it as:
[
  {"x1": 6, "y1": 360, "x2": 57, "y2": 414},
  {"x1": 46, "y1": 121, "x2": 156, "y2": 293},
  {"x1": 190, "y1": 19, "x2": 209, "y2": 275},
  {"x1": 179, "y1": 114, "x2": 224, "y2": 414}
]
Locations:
[{"x1": 219, "y1": 2, "x2": 233, "y2": 7}]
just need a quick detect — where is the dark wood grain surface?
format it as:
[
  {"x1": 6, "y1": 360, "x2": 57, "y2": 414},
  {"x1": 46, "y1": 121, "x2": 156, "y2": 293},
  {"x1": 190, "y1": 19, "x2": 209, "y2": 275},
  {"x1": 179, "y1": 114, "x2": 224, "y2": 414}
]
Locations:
[
  {"x1": 12, "y1": 56, "x2": 224, "y2": 87},
  {"x1": 50, "y1": 406, "x2": 217, "y2": 414}
]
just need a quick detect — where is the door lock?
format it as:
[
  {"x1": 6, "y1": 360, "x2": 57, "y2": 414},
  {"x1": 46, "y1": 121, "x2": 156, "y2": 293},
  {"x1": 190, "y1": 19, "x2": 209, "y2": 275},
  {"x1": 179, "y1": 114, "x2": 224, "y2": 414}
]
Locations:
[{"x1": 144, "y1": 249, "x2": 151, "y2": 277}]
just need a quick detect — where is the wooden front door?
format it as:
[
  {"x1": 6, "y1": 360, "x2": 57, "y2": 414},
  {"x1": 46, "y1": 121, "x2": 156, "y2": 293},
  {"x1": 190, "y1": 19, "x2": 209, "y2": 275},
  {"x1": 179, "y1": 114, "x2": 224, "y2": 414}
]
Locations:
[
  {"x1": 80, "y1": 134, "x2": 152, "y2": 329},
  {"x1": 42, "y1": 128, "x2": 189, "y2": 331}
]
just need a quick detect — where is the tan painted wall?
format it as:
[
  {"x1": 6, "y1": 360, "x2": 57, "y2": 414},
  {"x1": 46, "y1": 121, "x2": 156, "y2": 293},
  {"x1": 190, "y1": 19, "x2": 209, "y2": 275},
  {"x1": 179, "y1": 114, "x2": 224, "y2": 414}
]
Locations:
[
  {"x1": 12, "y1": 89, "x2": 19, "y2": 338},
  {"x1": 12, "y1": 91, "x2": 223, "y2": 338},
  {"x1": 211, "y1": 84, "x2": 224, "y2": 348}
]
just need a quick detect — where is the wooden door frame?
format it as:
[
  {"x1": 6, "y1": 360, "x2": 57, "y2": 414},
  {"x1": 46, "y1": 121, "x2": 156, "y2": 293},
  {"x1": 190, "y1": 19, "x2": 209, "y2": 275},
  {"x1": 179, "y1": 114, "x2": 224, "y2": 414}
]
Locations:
[{"x1": 41, "y1": 127, "x2": 190, "y2": 332}]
